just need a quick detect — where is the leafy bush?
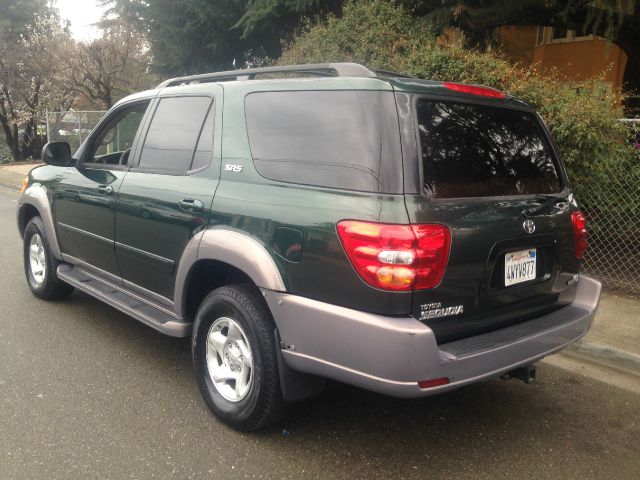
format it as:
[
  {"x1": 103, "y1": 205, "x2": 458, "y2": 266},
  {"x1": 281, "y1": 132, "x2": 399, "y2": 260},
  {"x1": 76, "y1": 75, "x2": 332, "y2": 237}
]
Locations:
[
  {"x1": 0, "y1": 142, "x2": 12, "y2": 164},
  {"x1": 279, "y1": 0, "x2": 638, "y2": 200}
]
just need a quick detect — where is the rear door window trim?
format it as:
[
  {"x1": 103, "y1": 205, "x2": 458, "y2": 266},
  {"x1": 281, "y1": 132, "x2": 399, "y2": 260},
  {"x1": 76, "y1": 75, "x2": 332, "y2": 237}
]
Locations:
[{"x1": 128, "y1": 94, "x2": 215, "y2": 176}]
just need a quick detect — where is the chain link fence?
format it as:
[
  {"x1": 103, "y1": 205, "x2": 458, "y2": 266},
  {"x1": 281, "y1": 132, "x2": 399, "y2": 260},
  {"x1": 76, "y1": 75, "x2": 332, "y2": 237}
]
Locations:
[
  {"x1": 45, "y1": 110, "x2": 106, "y2": 152},
  {"x1": 579, "y1": 118, "x2": 640, "y2": 295}
]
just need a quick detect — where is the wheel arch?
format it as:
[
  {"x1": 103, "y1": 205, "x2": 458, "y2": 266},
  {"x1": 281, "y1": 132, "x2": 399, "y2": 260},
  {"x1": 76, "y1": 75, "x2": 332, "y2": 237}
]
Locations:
[
  {"x1": 178, "y1": 229, "x2": 323, "y2": 404},
  {"x1": 174, "y1": 228, "x2": 286, "y2": 320},
  {"x1": 17, "y1": 203, "x2": 39, "y2": 238},
  {"x1": 17, "y1": 185, "x2": 62, "y2": 259}
]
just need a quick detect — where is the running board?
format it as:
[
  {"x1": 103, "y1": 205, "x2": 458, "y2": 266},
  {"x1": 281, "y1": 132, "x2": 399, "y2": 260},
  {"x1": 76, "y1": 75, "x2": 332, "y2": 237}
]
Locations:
[{"x1": 56, "y1": 264, "x2": 191, "y2": 337}]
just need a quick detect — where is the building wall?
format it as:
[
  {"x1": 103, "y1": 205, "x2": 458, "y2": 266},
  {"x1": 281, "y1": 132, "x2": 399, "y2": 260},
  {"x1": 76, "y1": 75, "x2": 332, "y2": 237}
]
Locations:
[
  {"x1": 497, "y1": 26, "x2": 628, "y2": 91},
  {"x1": 496, "y1": 26, "x2": 538, "y2": 65}
]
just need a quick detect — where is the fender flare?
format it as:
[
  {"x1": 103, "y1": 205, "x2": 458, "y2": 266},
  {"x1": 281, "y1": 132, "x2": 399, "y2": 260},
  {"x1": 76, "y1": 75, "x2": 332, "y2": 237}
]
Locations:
[
  {"x1": 174, "y1": 228, "x2": 286, "y2": 318},
  {"x1": 18, "y1": 184, "x2": 63, "y2": 260}
]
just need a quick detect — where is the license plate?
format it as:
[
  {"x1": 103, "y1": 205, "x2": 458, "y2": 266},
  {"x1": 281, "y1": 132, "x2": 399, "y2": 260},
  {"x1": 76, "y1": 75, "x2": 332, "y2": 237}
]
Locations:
[{"x1": 504, "y1": 249, "x2": 537, "y2": 286}]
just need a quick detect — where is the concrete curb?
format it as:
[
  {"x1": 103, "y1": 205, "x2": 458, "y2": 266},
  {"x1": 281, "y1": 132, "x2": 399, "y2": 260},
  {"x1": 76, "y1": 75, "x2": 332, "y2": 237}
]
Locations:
[
  {"x1": 0, "y1": 180, "x2": 19, "y2": 192},
  {"x1": 565, "y1": 340, "x2": 640, "y2": 374}
]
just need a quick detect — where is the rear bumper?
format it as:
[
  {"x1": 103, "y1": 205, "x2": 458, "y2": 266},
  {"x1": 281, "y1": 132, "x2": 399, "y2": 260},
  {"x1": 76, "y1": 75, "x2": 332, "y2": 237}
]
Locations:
[{"x1": 265, "y1": 275, "x2": 601, "y2": 398}]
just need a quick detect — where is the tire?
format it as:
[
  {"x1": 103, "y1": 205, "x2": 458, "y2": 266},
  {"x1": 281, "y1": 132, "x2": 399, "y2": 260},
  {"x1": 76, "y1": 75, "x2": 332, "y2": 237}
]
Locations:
[
  {"x1": 192, "y1": 284, "x2": 285, "y2": 431},
  {"x1": 23, "y1": 216, "x2": 74, "y2": 301}
]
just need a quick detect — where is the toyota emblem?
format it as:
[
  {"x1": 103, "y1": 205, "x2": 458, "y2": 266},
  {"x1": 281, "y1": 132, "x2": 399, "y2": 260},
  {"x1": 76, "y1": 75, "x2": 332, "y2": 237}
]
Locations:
[{"x1": 523, "y1": 219, "x2": 536, "y2": 234}]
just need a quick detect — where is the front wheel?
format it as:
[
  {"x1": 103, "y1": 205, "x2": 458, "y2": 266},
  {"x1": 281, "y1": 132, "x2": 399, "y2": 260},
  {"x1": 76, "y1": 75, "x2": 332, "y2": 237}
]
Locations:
[
  {"x1": 23, "y1": 216, "x2": 74, "y2": 300},
  {"x1": 192, "y1": 285, "x2": 285, "y2": 431}
]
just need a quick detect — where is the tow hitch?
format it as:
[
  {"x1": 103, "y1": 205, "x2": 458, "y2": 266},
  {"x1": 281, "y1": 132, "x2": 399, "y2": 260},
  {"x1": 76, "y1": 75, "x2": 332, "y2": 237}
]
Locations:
[{"x1": 501, "y1": 364, "x2": 537, "y2": 384}]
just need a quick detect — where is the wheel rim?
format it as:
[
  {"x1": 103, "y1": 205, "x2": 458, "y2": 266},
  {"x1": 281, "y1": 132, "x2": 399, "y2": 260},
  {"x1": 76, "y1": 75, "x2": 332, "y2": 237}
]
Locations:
[
  {"x1": 205, "y1": 317, "x2": 254, "y2": 402},
  {"x1": 29, "y1": 233, "x2": 46, "y2": 285}
]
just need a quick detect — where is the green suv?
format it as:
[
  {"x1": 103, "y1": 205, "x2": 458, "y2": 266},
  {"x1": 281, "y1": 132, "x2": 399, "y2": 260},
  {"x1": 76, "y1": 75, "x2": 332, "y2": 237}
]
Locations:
[{"x1": 17, "y1": 63, "x2": 601, "y2": 430}]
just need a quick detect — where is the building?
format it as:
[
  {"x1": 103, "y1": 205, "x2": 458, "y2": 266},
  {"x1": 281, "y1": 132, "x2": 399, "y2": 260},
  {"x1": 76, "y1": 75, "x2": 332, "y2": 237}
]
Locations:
[
  {"x1": 438, "y1": 24, "x2": 637, "y2": 115},
  {"x1": 498, "y1": 25, "x2": 628, "y2": 94}
]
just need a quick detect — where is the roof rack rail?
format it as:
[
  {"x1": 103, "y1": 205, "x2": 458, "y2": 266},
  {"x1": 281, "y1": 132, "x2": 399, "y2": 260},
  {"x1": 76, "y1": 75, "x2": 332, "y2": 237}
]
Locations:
[
  {"x1": 157, "y1": 63, "x2": 387, "y2": 88},
  {"x1": 372, "y1": 68, "x2": 413, "y2": 79}
]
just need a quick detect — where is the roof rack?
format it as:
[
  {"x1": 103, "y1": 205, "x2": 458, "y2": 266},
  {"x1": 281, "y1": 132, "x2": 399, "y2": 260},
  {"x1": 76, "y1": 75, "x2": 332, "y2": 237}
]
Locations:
[
  {"x1": 156, "y1": 62, "x2": 409, "y2": 88},
  {"x1": 372, "y1": 68, "x2": 413, "y2": 79}
]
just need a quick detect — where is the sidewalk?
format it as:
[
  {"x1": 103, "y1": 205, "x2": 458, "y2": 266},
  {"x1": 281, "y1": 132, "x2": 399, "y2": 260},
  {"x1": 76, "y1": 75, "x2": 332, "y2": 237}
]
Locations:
[
  {"x1": 0, "y1": 161, "x2": 40, "y2": 191},
  {"x1": 564, "y1": 289, "x2": 640, "y2": 373}
]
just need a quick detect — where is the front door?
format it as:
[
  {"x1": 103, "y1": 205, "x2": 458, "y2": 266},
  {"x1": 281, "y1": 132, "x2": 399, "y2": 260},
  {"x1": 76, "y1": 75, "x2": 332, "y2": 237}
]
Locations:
[
  {"x1": 114, "y1": 92, "x2": 221, "y2": 300},
  {"x1": 55, "y1": 101, "x2": 151, "y2": 276}
]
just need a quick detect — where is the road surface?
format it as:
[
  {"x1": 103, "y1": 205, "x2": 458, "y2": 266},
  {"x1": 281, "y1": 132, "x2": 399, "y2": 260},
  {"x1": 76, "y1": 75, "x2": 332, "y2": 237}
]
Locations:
[{"x1": 0, "y1": 188, "x2": 638, "y2": 479}]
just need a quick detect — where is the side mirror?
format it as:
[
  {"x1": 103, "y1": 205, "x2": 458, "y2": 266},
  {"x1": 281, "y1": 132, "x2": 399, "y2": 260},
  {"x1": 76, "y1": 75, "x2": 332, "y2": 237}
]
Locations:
[{"x1": 41, "y1": 142, "x2": 72, "y2": 167}]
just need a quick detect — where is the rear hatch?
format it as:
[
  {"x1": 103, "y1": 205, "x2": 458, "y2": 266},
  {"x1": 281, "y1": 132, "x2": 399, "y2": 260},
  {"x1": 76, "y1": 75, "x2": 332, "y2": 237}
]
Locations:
[{"x1": 406, "y1": 96, "x2": 581, "y2": 343}]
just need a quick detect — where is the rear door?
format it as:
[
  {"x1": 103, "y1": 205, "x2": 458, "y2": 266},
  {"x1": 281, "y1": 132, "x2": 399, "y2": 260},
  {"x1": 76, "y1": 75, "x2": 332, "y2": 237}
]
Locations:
[
  {"x1": 405, "y1": 97, "x2": 580, "y2": 343},
  {"x1": 114, "y1": 90, "x2": 221, "y2": 301}
]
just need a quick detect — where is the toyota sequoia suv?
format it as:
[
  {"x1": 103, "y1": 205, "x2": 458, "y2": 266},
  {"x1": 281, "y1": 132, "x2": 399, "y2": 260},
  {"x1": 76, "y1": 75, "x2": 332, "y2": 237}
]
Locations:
[{"x1": 17, "y1": 63, "x2": 601, "y2": 431}]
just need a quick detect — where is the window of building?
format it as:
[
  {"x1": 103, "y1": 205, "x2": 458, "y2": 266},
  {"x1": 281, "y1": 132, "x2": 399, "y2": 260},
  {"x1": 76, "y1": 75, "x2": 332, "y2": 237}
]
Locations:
[
  {"x1": 544, "y1": 27, "x2": 594, "y2": 44},
  {"x1": 573, "y1": 25, "x2": 593, "y2": 40},
  {"x1": 551, "y1": 28, "x2": 571, "y2": 42},
  {"x1": 536, "y1": 26, "x2": 546, "y2": 46}
]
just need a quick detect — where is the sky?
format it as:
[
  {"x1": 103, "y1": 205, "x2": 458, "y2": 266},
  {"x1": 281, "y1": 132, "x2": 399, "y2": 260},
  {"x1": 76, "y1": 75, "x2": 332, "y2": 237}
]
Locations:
[{"x1": 55, "y1": 0, "x2": 108, "y2": 41}]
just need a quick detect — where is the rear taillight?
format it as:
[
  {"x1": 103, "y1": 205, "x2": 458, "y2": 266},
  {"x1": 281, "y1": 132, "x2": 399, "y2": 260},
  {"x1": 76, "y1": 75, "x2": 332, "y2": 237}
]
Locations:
[
  {"x1": 336, "y1": 220, "x2": 451, "y2": 291},
  {"x1": 571, "y1": 211, "x2": 587, "y2": 259},
  {"x1": 442, "y1": 82, "x2": 506, "y2": 99}
]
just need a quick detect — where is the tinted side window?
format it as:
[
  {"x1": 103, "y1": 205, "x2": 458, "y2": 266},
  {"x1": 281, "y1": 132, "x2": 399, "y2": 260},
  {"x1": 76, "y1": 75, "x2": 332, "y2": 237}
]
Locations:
[
  {"x1": 138, "y1": 96, "x2": 211, "y2": 173},
  {"x1": 245, "y1": 91, "x2": 401, "y2": 193},
  {"x1": 88, "y1": 102, "x2": 149, "y2": 166},
  {"x1": 416, "y1": 100, "x2": 563, "y2": 198}
]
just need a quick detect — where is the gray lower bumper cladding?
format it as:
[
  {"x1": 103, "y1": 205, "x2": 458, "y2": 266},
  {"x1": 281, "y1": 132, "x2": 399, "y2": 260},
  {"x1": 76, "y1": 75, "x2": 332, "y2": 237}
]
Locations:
[{"x1": 264, "y1": 275, "x2": 601, "y2": 398}]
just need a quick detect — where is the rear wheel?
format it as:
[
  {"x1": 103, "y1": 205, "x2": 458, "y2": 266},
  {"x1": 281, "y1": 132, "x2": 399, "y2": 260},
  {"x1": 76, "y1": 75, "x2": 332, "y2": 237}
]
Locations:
[
  {"x1": 23, "y1": 216, "x2": 74, "y2": 300},
  {"x1": 192, "y1": 285, "x2": 285, "y2": 431}
]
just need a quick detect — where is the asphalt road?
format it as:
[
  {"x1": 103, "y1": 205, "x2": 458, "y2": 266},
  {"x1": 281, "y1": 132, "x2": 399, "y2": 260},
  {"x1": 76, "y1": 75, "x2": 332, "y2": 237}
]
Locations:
[{"x1": 1, "y1": 188, "x2": 639, "y2": 479}]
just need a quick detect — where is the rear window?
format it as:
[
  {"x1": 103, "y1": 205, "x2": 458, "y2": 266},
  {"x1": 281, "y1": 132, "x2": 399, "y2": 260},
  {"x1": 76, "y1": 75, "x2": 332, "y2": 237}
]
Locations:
[
  {"x1": 245, "y1": 91, "x2": 402, "y2": 193},
  {"x1": 416, "y1": 100, "x2": 563, "y2": 198}
]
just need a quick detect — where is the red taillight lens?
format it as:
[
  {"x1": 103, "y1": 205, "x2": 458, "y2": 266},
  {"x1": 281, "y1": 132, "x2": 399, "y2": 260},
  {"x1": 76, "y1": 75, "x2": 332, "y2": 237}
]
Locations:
[
  {"x1": 571, "y1": 210, "x2": 587, "y2": 259},
  {"x1": 337, "y1": 221, "x2": 451, "y2": 291},
  {"x1": 418, "y1": 377, "x2": 450, "y2": 389},
  {"x1": 442, "y1": 81, "x2": 506, "y2": 99}
]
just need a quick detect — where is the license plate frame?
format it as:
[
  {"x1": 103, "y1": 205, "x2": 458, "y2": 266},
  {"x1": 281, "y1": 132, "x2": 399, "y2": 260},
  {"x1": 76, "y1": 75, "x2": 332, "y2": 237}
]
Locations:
[{"x1": 504, "y1": 249, "x2": 537, "y2": 287}]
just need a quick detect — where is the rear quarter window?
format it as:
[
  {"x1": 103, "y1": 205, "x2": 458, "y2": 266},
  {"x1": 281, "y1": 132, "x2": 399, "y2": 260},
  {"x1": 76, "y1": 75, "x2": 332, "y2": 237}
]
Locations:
[
  {"x1": 245, "y1": 90, "x2": 402, "y2": 193},
  {"x1": 416, "y1": 100, "x2": 563, "y2": 198}
]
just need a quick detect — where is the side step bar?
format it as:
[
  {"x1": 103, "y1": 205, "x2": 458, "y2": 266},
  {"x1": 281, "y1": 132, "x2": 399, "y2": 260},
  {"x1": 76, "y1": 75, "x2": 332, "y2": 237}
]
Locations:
[{"x1": 56, "y1": 264, "x2": 191, "y2": 337}]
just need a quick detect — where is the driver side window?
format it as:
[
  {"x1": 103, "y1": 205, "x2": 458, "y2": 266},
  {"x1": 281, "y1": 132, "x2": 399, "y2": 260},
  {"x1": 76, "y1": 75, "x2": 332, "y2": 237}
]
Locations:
[{"x1": 86, "y1": 101, "x2": 149, "y2": 166}]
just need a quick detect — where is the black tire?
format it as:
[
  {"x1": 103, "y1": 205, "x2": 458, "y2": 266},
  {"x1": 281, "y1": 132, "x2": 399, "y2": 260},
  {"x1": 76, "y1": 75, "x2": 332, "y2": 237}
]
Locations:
[
  {"x1": 192, "y1": 284, "x2": 285, "y2": 431},
  {"x1": 23, "y1": 216, "x2": 74, "y2": 301}
]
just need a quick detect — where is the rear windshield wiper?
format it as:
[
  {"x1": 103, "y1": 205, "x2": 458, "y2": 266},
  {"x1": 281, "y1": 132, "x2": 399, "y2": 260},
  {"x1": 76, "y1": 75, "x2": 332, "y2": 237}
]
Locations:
[{"x1": 521, "y1": 194, "x2": 566, "y2": 217}]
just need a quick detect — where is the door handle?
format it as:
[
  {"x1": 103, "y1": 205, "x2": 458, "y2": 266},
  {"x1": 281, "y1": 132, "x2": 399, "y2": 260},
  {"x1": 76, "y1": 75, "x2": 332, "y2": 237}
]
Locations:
[
  {"x1": 178, "y1": 198, "x2": 204, "y2": 212},
  {"x1": 97, "y1": 185, "x2": 113, "y2": 195}
]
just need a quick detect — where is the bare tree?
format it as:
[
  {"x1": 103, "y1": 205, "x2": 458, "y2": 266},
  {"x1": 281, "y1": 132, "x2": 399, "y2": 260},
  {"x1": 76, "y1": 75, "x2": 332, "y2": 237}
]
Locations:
[
  {"x1": 0, "y1": 14, "x2": 75, "y2": 161},
  {"x1": 66, "y1": 23, "x2": 158, "y2": 109}
]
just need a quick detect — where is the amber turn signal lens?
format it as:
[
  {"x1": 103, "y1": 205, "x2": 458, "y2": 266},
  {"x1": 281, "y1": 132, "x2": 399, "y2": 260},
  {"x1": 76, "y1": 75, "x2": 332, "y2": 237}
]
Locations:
[
  {"x1": 19, "y1": 177, "x2": 29, "y2": 193},
  {"x1": 375, "y1": 266, "x2": 415, "y2": 287}
]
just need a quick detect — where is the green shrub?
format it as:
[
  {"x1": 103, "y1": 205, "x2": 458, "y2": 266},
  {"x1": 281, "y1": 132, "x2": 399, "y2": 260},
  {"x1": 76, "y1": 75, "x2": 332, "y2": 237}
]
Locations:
[
  {"x1": 0, "y1": 142, "x2": 12, "y2": 164},
  {"x1": 279, "y1": 0, "x2": 638, "y2": 201}
]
